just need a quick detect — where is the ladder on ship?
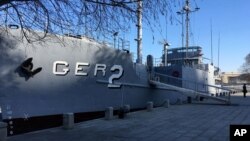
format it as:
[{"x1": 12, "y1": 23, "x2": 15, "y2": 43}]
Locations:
[{"x1": 149, "y1": 73, "x2": 231, "y2": 105}]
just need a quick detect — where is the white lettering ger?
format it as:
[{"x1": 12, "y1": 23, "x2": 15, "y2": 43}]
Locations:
[
  {"x1": 94, "y1": 64, "x2": 106, "y2": 76},
  {"x1": 234, "y1": 129, "x2": 247, "y2": 136},
  {"x1": 75, "y1": 62, "x2": 89, "y2": 76},
  {"x1": 108, "y1": 65, "x2": 124, "y2": 88},
  {"x1": 52, "y1": 61, "x2": 124, "y2": 86},
  {"x1": 53, "y1": 61, "x2": 69, "y2": 75}
]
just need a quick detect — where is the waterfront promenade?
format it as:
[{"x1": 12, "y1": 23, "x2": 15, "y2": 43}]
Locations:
[{"x1": 8, "y1": 93, "x2": 250, "y2": 141}]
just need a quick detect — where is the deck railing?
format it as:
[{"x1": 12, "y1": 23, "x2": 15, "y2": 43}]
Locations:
[{"x1": 152, "y1": 72, "x2": 232, "y2": 102}]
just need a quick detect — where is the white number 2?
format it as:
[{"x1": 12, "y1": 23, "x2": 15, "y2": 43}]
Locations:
[{"x1": 108, "y1": 65, "x2": 123, "y2": 88}]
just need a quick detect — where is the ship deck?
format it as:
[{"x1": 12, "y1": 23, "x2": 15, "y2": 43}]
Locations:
[{"x1": 8, "y1": 93, "x2": 250, "y2": 141}]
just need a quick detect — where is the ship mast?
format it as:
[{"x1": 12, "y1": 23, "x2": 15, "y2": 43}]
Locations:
[
  {"x1": 184, "y1": 0, "x2": 190, "y2": 58},
  {"x1": 178, "y1": 0, "x2": 199, "y2": 64},
  {"x1": 136, "y1": 0, "x2": 143, "y2": 64}
]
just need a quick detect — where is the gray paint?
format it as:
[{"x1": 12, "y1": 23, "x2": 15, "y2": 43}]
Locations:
[
  {"x1": 0, "y1": 29, "x2": 177, "y2": 119},
  {"x1": 0, "y1": 29, "x2": 216, "y2": 120}
]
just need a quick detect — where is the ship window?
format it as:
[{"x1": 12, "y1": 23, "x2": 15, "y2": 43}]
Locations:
[
  {"x1": 177, "y1": 49, "x2": 185, "y2": 53},
  {"x1": 8, "y1": 24, "x2": 19, "y2": 29},
  {"x1": 168, "y1": 51, "x2": 173, "y2": 54}
]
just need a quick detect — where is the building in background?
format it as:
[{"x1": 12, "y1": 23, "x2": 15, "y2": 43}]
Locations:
[{"x1": 220, "y1": 72, "x2": 247, "y2": 85}]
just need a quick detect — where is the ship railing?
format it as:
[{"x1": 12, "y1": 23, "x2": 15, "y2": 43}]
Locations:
[
  {"x1": 154, "y1": 58, "x2": 162, "y2": 67},
  {"x1": 152, "y1": 72, "x2": 232, "y2": 103}
]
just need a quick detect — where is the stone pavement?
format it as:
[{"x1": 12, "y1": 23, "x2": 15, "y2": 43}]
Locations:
[{"x1": 8, "y1": 93, "x2": 250, "y2": 141}]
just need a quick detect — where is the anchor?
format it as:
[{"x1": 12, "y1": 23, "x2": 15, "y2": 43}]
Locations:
[{"x1": 19, "y1": 57, "x2": 42, "y2": 80}]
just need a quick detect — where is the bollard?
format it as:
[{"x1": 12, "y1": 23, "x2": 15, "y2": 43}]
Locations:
[
  {"x1": 63, "y1": 113, "x2": 74, "y2": 129},
  {"x1": 105, "y1": 107, "x2": 113, "y2": 120},
  {"x1": 0, "y1": 122, "x2": 7, "y2": 141},
  {"x1": 118, "y1": 105, "x2": 130, "y2": 119},
  {"x1": 164, "y1": 99, "x2": 170, "y2": 108},
  {"x1": 118, "y1": 107, "x2": 125, "y2": 119},
  {"x1": 147, "y1": 102, "x2": 153, "y2": 112},
  {"x1": 124, "y1": 105, "x2": 130, "y2": 113}
]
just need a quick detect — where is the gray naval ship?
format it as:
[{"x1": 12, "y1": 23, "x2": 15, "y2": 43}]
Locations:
[{"x1": 0, "y1": 0, "x2": 230, "y2": 135}]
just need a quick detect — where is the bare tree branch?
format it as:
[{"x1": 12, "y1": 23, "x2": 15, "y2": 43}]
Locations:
[
  {"x1": 0, "y1": 0, "x2": 180, "y2": 43},
  {"x1": 239, "y1": 53, "x2": 250, "y2": 82}
]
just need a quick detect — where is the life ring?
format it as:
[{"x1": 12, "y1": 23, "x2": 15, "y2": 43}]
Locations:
[{"x1": 172, "y1": 70, "x2": 180, "y2": 77}]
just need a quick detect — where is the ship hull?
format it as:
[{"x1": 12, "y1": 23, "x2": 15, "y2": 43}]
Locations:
[{"x1": 0, "y1": 29, "x2": 186, "y2": 134}]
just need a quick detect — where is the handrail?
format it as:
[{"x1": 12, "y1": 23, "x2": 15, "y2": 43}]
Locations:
[
  {"x1": 152, "y1": 72, "x2": 232, "y2": 104},
  {"x1": 154, "y1": 72, "x2": 232, "y2": 92},
  {"x1": 150, "y1": 80, "x2": 231, "y2": 104}
]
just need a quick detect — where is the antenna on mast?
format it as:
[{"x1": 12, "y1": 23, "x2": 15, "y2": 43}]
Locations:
[
  {"x1": 218, "y1": 32, "x2": 220, "y2": 70},
  {"x1": 210, "y1": 20, "x2": 213, "y2": 65},
  {"x1": 177, "y1": 0, "x2": 199, "y2": 64}
]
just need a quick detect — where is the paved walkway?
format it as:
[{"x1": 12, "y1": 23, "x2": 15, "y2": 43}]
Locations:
[{"x1": 8, "y1": 93, "x2": 250, "y2": 141}]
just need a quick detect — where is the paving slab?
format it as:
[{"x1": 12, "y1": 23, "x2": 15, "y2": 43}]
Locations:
[{"x1": 8, "y1": 93, "x2": 250, "y2": 141}]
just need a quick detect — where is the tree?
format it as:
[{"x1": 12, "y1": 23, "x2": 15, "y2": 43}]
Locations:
[
  {"x1": 0, "y1": 0, "x2": 180, "y2": 43},
  {"x1": 239, "y1": 53, "x2": 250, "y2": 82}
]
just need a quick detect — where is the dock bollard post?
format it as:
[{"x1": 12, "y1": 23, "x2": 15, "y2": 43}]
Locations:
[
  {"x1": 164, "y1": 99, "x2": 170, "y2": 108},
  {"x1": 124, "y1": 105, "x2": 130, "y2": 113},
  {"x1": 147, "y1": 102, "x2": 153, "y2": 112},
  {"x1": 118, "y1": 105, "x2": 130, "y2": 119},
  {"x1": 63, "y1": 113, "x2": 74, "y2": 129},
  {"x1": 105, "y1": 107, "x2": 113, "y2": 120},
  {"x1": 0, "y1": 122, "x2": 7, "y2": 141}
]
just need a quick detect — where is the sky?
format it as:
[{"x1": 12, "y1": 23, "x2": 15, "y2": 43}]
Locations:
[{"x1": 126, "y1": 0, "x2": 250, "y2": 73}]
